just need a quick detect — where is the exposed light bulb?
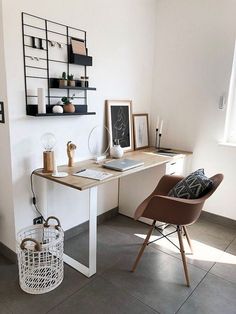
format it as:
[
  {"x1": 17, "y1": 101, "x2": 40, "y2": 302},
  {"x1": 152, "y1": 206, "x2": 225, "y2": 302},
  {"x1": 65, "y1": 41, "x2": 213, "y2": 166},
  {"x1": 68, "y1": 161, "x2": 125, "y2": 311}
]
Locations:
[{"x1": 41, "y1": 133, "x2": 56, "y2": 151}]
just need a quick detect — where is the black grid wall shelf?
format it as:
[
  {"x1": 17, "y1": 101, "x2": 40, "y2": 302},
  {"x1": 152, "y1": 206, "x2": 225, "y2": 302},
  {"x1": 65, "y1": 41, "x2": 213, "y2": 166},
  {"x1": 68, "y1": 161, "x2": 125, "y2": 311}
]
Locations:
[{"x1": 22, "y1": 12, "x2": 96, "y2": 117}]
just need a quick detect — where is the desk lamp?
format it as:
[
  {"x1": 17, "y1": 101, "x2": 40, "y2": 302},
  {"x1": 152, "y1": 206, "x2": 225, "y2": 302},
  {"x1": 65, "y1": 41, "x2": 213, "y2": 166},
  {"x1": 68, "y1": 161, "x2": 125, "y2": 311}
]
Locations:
[
  {"x1": 41, "y1": 133, "x2": 56, "y2": 173},
  {"x1": 88, "y1": 125, "x2": 110, "y2": 163}
]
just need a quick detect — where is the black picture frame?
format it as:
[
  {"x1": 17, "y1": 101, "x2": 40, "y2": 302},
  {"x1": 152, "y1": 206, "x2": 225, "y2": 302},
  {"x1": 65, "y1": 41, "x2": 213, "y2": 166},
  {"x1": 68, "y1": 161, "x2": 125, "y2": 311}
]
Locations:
[{"x1": 106, "y1": 100, "x2": 133, "y2": 152}]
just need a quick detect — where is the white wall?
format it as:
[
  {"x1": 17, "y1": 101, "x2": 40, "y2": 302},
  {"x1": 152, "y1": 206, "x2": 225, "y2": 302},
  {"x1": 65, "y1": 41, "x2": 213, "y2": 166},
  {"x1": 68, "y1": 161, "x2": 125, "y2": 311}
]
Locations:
[
  {"x1": 0, "y1": 0, "x2": 157, "y2": 247},
  {"x1": 0, "y1": 0, "x2": 16, "y2": 251},
  {"x1": 152, "y1": 0, "x2": 236, "y2": 220}
]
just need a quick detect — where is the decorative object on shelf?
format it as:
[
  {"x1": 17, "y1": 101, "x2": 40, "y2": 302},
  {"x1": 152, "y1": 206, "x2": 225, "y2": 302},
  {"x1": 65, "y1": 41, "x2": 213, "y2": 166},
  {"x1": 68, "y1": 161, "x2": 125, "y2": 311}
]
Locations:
[
  {"x1": 49, "y1": 40, "x2": 56, "y2": 47},
  {"x1": 31, "y1": 36, "x2": 37, "y2": 48},
  {"x1": 88, "y1": 125, "x2": 111, "y2": 162},
  {"x1": 0, "y1": 101, "x2": 5, "y2": 123},
  {"x1": 39, "y1": 38, "x2": 44, "y2": 50},
  {"x1": 68, "y1": 74, "x2": 75, "y2": 87},
  {"x1": 133, "y1": 114, "x2": 149, "y2": 150},
  {"x1": 52, "y1": 105, "x2": 63, "y2": 114},
  {"x1": 106, "y1": 100, "x2": 133, "y2": 152},
  {"x1": 67, "y1": 141, "x2": 77, "y2": 167},
  {"x1": 61, "y1": 94, "x2": 75, "y2": 113},
  {"x1": 37, "y1": 88, "x2": 46, "y2": 114},
  {"x1": 41, "y1": 133, "x2": 56, "y2": 173},
  {"x1": 80, "y1": 76, "x2": 89, "y2": 88},
  {"x1": 71, "y1": 38, "x2": 86, "y2": 55},
  {"x1": 59, "y1": 72, "x2": 67, "y2": 88},
  {"x1": 110, "y1": 139, "x2": 124, "y2": 158},
  {"x1": 57, "y1": 42, "x2": 64, "y2": 49}
]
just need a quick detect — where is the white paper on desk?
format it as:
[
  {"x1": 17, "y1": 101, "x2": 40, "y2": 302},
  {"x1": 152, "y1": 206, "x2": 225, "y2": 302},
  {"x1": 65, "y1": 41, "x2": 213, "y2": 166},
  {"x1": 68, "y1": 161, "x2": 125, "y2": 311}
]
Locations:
[{"x1": 73, "y1": 169, "x2": 113, "y2": 181}]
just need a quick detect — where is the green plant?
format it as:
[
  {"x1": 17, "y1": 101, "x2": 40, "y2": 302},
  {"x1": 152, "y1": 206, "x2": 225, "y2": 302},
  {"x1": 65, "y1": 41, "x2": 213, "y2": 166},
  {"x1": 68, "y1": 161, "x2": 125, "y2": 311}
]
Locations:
[
  {"x1": 61, "y1": 93, "x2": 75, "y2": 105},
  {"x1": 68, "y1": 74, "x2": 74, "y2": 81},
  {"x1": 62, "y1": 72, "x2": 67, "y2": 80}
]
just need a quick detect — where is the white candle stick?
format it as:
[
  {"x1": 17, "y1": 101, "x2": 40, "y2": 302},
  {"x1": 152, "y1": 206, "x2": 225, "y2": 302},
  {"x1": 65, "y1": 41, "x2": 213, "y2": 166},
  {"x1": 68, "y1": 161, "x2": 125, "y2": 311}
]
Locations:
[
  {"x1": 156, "y1": 116, "x2": 160, "y2": 130},
  {"x1": 159, "y1": 120, "x2": 164, "y2": 134},
  {"x1": 37, "y1": 88, "x2": 46, "y2": 114}
]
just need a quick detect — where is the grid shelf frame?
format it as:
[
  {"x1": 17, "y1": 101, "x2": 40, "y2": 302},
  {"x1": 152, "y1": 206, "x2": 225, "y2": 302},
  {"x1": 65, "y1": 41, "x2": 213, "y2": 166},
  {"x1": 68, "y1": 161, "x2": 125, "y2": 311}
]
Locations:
[{"x1": 22, "y1": 12, "x2": 96, "y2": 117}]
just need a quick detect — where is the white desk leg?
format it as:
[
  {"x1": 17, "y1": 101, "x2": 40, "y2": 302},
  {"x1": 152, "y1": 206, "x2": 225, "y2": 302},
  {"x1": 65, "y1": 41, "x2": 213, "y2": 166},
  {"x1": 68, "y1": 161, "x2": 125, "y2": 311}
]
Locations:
[
  {"x1": 63, "y1": 186, "x2": 98, "y2": 277},
  {"x1": 88, "y1": 186, "x2": 97, "y2": 276}
]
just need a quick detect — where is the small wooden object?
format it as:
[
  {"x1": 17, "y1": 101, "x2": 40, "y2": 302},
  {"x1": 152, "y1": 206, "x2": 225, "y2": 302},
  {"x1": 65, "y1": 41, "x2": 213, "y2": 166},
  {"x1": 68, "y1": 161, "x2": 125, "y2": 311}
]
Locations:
[
  {"x1": 67, "y1": 141, "x2": 77, "y2": 167},
  {"x1": 43, "y1": 151, "x2": 54, "y2": 173}
]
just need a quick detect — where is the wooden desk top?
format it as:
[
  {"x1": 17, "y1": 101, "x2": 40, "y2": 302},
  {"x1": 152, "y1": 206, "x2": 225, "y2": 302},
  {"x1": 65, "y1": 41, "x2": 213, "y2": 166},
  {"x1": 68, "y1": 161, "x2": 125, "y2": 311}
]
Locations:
[{"x1": 34, "y1": 147, "x2": 192, "y2": 191}]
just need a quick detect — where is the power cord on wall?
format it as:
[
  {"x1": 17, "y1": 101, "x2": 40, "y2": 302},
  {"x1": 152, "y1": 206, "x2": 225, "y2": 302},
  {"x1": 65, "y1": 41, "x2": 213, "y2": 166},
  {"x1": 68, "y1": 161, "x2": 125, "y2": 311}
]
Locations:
[{"x1": 30, "y1": 170, "x2": 46, "y2": 222}]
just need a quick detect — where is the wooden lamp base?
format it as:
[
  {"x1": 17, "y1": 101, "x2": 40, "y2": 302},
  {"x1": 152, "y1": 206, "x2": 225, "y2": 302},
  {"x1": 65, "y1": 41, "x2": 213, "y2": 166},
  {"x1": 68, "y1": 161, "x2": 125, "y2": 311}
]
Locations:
[{"x1": 43, "y1": 151, "x2": 54, "y2": 173}]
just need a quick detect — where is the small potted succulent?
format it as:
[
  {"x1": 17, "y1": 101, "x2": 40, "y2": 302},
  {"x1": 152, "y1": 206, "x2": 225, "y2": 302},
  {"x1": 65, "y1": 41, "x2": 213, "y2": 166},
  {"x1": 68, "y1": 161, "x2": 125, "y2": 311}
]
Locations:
[
  {"x1": 68, "y1": 74, "x2": 75, "y2": 87},
  {"x1": 61, "y1": 94, "x2": 75, "y2": 113},
  {"x1": 59, "y1": 71, "x2": 67, "y2": 88}
]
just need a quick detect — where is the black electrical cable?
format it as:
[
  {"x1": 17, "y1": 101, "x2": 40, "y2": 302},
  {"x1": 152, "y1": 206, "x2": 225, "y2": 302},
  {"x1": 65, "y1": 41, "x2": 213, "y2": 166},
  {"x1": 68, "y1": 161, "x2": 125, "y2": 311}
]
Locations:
[{"x1": 30, "y1": 170, "x2": 46, "y2": 222}]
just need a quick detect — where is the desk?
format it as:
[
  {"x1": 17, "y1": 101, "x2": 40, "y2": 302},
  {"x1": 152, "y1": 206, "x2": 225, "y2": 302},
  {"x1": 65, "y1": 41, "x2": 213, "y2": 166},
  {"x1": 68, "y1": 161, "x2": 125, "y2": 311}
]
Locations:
[{"x1": 34, "y1": 147, "x2": 191, "y2": 277}]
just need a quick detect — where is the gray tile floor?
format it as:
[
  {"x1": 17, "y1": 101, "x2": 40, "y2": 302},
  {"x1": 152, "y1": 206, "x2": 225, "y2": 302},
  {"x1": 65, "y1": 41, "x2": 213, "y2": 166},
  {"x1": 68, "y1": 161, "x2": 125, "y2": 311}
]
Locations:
[{"x1": 1, "y1": 214, "x2": 236, "y2": 314}]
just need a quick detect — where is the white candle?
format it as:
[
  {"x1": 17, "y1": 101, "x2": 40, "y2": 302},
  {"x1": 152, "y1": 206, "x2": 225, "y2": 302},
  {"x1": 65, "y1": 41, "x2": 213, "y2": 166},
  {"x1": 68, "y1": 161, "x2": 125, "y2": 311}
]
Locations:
[
  {"x1": 156, "y1": 116, "x2": 160, "y2": 130},
  {"x1": 159, "y1": 120, "x2": 164, "y2": 134},
  {"x1": 37, "y1": 88, "x2": 46, "y2": 114}
]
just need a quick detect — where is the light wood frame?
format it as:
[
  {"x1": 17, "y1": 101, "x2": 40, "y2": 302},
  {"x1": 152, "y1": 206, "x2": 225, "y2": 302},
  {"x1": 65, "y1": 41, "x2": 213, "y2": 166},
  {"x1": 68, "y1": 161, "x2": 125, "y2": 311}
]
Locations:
[
  {"x1": 133, "y1": 113, "x2": 149, "y2": 150},
  {"x1": 106, "y1": 100, "x2": 133, "y2": 152}
]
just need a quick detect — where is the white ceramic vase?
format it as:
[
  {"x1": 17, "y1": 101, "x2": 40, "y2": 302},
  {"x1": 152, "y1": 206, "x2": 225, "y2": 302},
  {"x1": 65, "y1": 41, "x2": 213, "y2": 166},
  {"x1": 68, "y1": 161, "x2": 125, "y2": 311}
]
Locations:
[{"x1": 110, "y1": 144, "x2": 124, "y2": 158}]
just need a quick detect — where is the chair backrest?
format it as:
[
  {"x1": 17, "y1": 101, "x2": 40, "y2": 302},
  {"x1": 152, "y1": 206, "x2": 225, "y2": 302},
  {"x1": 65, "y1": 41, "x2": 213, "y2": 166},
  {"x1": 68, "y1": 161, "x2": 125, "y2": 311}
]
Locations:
[
  {"x1": 182, "y1": 173, "x2": 224, "y2": 225},
  {"x1": 199, "y1": 173, "x2": 224, "y2": 201}
]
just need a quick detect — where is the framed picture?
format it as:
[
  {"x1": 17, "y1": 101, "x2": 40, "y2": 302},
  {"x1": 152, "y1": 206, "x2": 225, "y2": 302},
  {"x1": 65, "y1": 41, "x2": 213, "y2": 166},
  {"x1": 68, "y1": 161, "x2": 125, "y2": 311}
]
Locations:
[
  {"x1": 133, "y1": 114, "x2": 149, "y2": 150},
  {"x1": 106, "y1": 100, "x2": 133, "y2": 152},
  {"x1": 71, "y1": 38, "x2": 86, "y2": 55},
  {"x1": 0, "y1": 101, "x2": 5, "y2": 124}
]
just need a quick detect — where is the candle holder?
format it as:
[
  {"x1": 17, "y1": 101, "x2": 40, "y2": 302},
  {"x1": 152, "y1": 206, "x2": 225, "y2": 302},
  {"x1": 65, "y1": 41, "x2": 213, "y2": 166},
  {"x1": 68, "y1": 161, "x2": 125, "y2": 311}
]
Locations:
[
  {"x1": 155, "y1": 128, "x2": 159, "y2": 148},
  {"x1": 158, "y1": 133, "x2": 162, "y2": 151}
]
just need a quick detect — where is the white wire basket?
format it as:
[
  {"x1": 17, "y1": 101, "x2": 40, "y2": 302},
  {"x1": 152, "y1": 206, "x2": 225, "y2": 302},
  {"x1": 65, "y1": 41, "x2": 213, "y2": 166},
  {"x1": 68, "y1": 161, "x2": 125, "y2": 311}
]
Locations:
[{"x1": 16, "y1": 216, "x2": 64, "y2": 294}]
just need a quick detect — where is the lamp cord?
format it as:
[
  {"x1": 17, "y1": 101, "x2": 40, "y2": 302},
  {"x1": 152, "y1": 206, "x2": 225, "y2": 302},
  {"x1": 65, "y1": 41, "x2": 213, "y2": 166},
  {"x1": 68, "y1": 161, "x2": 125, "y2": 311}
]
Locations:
[{"x1": 30, "y1": 170, "x2": 46, "y2": 222}]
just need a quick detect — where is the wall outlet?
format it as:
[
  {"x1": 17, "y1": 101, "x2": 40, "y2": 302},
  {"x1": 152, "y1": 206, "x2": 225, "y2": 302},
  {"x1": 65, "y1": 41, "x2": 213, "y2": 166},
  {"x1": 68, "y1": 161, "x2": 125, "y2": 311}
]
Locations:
[{"x1": 33, "y1": 216, "x2": 43, "y2": 225}]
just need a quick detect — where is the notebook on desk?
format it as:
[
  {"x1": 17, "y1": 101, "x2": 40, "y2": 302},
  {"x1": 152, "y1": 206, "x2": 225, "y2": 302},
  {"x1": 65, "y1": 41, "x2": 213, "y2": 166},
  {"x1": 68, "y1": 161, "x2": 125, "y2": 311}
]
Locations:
[{"x1": 103, "y1": 159, "x2": 144, "y2": 172}]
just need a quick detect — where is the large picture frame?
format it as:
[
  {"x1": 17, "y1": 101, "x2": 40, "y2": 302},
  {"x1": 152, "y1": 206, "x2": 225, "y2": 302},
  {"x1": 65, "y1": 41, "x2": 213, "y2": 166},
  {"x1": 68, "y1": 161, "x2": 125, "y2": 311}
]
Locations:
[
  {"x1": 106, "y1": 100, "x2": 133, "y2": 152},
  {"x1": 133, "y1": 113, "x2": 149, "y2": 150}
]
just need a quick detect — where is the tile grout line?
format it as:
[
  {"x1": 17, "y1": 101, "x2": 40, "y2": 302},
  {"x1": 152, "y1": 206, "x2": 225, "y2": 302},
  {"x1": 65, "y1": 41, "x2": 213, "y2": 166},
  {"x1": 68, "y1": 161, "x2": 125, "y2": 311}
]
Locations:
[
  {"x1": 100, "y1": 274, "x2": 161, "y2": 314},
  {"x1": 175, "y1": 236, "x2": 236, "y2": 313},
  {"x1": 45, "y1": 274, "x2": 98, "y2": 314},
  {"x1": 174, "y1": 271, "x2": 209, "y2": 313}
]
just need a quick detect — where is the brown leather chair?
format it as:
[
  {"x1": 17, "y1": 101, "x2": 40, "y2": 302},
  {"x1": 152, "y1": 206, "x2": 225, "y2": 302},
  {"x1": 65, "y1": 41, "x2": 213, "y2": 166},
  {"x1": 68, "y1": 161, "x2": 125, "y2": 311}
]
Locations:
[{"x1": 131, "y1": 173, "x2": 224, "y2": 287}]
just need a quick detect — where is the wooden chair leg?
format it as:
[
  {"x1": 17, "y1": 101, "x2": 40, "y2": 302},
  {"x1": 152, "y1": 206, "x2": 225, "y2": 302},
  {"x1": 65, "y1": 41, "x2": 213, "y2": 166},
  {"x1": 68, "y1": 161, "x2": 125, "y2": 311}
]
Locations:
[
  {"x1": 131, "y1": 220, "x2": 156, "y2": 272},
  {"x1": 183, "y1": 226, "x2": 193, "y2": 254},
  {"x1": 177, "y1": 226, "x2": 190, "y2": 287}
]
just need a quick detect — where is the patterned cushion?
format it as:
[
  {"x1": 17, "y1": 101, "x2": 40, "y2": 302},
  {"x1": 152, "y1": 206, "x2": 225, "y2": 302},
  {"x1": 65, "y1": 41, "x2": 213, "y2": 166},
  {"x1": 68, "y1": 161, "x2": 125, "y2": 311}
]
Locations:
[{"x1": 168, "y1": 169, "x2": 213, "y2": 199}]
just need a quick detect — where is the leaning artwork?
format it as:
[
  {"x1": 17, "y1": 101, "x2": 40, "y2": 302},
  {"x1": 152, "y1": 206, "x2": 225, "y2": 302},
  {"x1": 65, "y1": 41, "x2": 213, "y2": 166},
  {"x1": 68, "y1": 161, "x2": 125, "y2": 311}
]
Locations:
[{"x1": 106, "y1": 100, "x2": 133, "y2": 152}]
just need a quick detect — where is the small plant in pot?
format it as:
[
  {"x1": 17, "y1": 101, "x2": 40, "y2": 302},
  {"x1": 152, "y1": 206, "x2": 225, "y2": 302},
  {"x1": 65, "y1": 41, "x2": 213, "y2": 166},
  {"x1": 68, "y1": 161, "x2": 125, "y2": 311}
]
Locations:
[
  {"x1": 61, "y1": 94, "x2": 75, "y2": 113},
  {"x1": 59, "y1": 72, "x2": 67, "y2": 88},
  {"x1": 68, "y1": 74, "x2": 75, "y2": 87}
]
